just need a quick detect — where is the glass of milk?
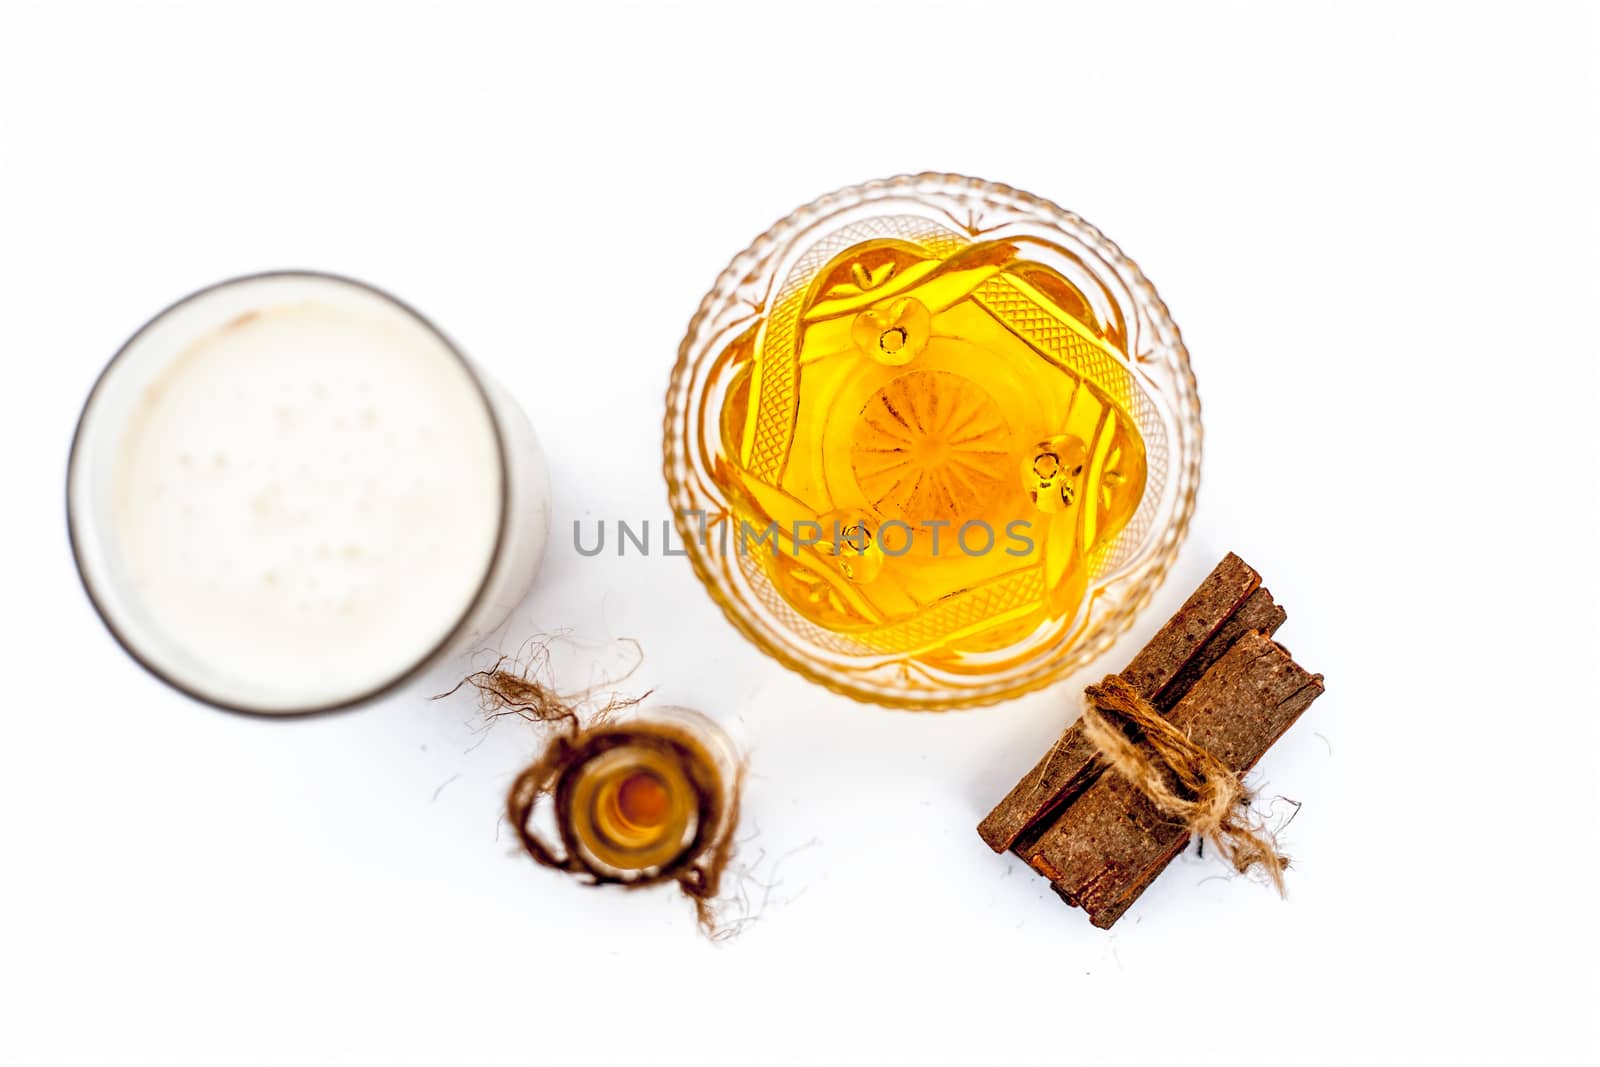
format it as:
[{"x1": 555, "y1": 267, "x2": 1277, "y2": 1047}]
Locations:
[{"x1": 67, "y1": 272, "x2": 552, "y2": 715}]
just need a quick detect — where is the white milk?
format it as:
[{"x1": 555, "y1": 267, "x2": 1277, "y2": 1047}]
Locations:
[{"x1": 70, "y1": 274, "x2": 551, "y2": 713}]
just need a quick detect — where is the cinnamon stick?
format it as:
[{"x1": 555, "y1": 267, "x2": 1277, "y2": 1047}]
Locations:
[
  {"x1": 1020, "y1": 630, "x2": 1324, "y2": 927},
  {"x1": 1155, "y1": 585, "x2": 1287, "y2": 712},
  {"x1": 1119, "y1": 552, "x2": 1265, "y2": 704},
  {"x1": 978, "y1": 553, "x2": 1280, "y2": 853}
]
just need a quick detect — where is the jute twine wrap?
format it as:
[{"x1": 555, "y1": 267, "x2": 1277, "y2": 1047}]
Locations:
[{"x1": 1080, "y1": 675, "x2": 1289, "y2": 893}]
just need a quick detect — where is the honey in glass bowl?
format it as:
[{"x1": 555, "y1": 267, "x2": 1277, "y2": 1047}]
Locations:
[{"x1": 665, "y1": 175, "x2": 1200, "y2": 709}]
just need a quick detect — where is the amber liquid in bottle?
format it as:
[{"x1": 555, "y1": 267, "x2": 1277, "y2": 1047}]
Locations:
[
  {"x1": 560, "y1": 716, "x2": 730, "y2": 880},
  {"x1": 712, "y1": 231, "x2": 1149, "y2": 659}
]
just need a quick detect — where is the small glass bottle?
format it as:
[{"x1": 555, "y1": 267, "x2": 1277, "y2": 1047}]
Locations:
[{"x1": 511, "y1": 706, "x2": 740, "y2": 890}]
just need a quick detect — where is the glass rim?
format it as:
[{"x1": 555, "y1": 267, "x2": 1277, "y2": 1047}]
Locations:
[
  {"x1": 663, "y1": 172, "x2": 1202, "y2": 710},
  {"x1": 65, "y1": 269, "x2": 513, "y2": 718}
]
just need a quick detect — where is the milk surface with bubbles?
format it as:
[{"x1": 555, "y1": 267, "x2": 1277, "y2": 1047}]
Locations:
[{"x1": 111, "y1": 293, "x2": 504, "y2": 706}]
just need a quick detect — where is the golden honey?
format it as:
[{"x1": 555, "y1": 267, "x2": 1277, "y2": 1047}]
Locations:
[{"x1": 712, "y1": 233, "x2": 1149, "y2": 658}]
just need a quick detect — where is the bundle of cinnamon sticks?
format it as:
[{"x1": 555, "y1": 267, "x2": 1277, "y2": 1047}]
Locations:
[{"x1": 978, "y1": 553, "x2": 1325, "y2": 928}]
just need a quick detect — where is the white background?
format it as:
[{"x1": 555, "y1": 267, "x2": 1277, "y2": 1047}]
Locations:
[{"x1": 3, "y1": 2, "x2": 1597, "y2": 1064}]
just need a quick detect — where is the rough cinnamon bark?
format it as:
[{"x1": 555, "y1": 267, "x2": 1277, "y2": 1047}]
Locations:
[
  {"x1": 1119, "y1": 552, "x2": 1265, "y2": 703},
  {"x1": 1155, "y1": 585, "x2": 1287, "y2": 712},
  {"x1": 1019, "y1": 630, "x2": 1324, "y2": 928},
  {"x1": 980, "y1": 729, "x2": 1106, "y2": 856},
  {"x1": 978, "y1": 553, "x2": 1277, "y2": 853}
]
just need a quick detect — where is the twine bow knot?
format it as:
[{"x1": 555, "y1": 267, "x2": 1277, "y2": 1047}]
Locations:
[{"x1": 1079, "y1": 675, "x2": 1289, "y2": 893}]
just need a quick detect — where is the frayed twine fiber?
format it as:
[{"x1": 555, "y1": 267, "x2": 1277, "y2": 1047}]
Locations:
[
  {"x1": 436, "y1": 636, "x2": 647, "y2": 732},
  {"x1": 1080, "y1": 675, "x2": 1289, "y2": 893}
]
